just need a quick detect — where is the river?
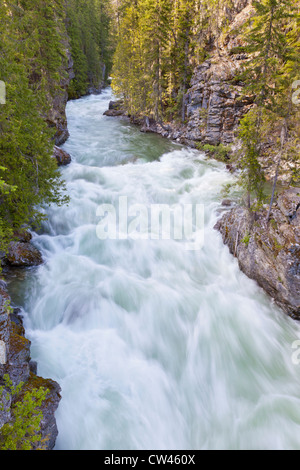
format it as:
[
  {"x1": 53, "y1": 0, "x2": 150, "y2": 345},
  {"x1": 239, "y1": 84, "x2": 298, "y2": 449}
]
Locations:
[{"x1": 7, "y1": 89, "x2": 300, "y2": 450}]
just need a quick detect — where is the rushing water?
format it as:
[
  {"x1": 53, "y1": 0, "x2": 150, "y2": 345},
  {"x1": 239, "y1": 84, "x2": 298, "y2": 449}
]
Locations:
[{"x1": 7, "y1": 89, "x2": 300, "y2": 450}]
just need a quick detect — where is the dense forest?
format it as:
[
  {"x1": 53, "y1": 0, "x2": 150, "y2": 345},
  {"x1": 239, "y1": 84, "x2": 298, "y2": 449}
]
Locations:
[
  {"x1": 66, "y1": 0, "x2": 113, "y2": 98},
  {"x1": 0, "y1": 0, "x2": 113, "y2": 258}
]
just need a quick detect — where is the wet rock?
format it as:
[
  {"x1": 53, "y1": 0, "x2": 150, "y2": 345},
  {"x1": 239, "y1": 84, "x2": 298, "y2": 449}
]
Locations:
[
  {"x1": 215, "y1": 188, "x2": 300, "y2": 319},
  {"x1": 140, "y1": 117, "x2": 159, "y2": 133},
  {"x1": 29, "y1": 360, "x2": 38, "y2": 375},
  {"x1": 6, "y1": 242, "x2": 43, "y2": 268},
  {"x1": 54, "y1": 127, "x2": 70, "y2": 147},
  {"x1": 109, "y1": 100, "x2": 124, "y2": 110},
  {"x1": 1, "y1": 231, "x2": 43, "y2": 270},
  {"x1": 53, "y1": 146, "x2": 72, "y2": 166},
  {"x1": 104, "y1": 100, "x2": 125, "y2": 117}
]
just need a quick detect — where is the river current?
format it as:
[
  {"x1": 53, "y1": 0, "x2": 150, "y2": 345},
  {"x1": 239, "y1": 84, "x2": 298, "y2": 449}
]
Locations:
[{"x1": 7, "y1": 89, "x2": 300, "y2": 450}]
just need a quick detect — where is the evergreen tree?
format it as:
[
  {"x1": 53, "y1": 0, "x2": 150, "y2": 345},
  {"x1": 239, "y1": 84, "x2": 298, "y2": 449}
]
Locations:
[
  {"x1": 0, "y1": 1, "x2": 69, "y2": 254},
  {"x1": 237, "y1": 0, "x2": 300, "y2": 212}
]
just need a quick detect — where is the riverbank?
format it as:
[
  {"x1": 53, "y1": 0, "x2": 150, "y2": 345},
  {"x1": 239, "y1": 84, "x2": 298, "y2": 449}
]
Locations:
[{"x1": 104, "y1": 97, "x2": 300, "y2": 322}]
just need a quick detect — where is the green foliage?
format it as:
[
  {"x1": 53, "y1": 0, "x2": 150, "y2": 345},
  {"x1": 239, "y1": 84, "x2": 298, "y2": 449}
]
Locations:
[
  {"x1": 221, "y1": 182, "x2": 236, "y2": 198},
  {"x1": 2, "y1": 299, "x2": 14, "y2": 316},
  {"x1": 0, "y1": 375, "x2": 49, "y2": 451},
  {"x1": 15, "y1": 0, "x2": 68, "y2": 104}
]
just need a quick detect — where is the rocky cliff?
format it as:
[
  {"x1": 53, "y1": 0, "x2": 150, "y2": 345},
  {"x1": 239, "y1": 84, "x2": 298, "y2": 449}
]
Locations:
[
  {"x1": 105, "y1": 0, "x2": 300, "y2": 322},
  {"x1": 124, "y1": 1, "x2": 254, "y2": 149},
  {"x1": 185, "y1": 1, "x2": 300, "y2": 319}
]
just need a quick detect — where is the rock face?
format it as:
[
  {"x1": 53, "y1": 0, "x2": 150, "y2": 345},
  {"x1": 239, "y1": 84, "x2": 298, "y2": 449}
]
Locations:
[
  {"x1": 0, "y1": 284, "x2": 61, "y2": 449},
  {"x1": 215, "y1": 188, "x2": 300, "y2": 319},
  {"x1": 0, "y1": 231, "x2": 43, "y2": 270},
  {"x1": 184, "y1": 58, "x2": 253, "y2": 146},
  {"x1": 105, "y1": 2, "x2": 253, "y2": 149}
]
